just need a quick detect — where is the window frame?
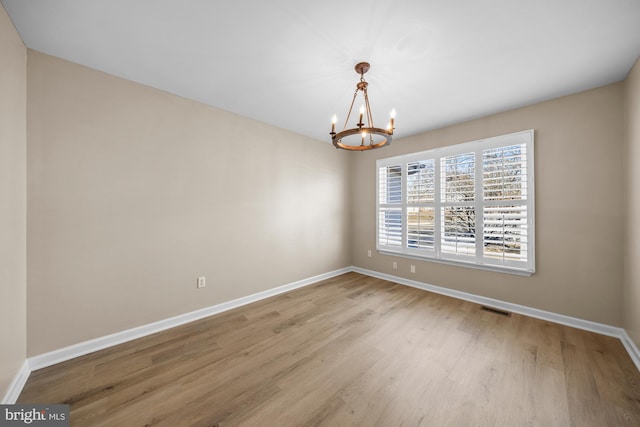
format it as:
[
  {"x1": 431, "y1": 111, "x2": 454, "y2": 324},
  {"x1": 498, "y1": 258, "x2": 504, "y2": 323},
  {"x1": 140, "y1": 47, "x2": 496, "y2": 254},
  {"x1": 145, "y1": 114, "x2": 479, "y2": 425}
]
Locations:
[{"x1": 376, "y1": 130, "x2": 535, "y2": 276}]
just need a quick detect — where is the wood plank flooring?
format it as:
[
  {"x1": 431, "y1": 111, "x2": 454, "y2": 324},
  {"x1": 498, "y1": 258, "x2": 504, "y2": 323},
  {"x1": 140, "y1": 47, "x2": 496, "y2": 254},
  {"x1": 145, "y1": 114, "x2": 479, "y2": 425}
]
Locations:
[{"x1": 18, "y1": 272, "x2": 640, "y2": 426}]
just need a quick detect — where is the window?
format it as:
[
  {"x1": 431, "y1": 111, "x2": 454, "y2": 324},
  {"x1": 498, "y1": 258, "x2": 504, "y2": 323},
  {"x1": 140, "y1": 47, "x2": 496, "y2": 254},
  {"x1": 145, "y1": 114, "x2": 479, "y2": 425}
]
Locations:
[{"x1": 377, "y1": 130, "x2": 534, "y2": 275}]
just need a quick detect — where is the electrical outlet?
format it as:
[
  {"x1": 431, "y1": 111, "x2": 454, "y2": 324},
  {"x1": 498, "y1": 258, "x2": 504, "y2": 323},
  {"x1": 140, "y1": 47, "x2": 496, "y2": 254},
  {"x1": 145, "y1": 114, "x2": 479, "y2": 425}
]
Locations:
[
  {"x1": 197, "y1": 276, "x2": 206, "y2": 288},
  {"x1": 410, "y1": 265, "x2": 416, "y2": 273},
  {"x1": 393, "y1": 261, "x2": 397, "y2": 269},
  {"x1": 367, "y1": 249, "x2": 372, "y2": 257}
]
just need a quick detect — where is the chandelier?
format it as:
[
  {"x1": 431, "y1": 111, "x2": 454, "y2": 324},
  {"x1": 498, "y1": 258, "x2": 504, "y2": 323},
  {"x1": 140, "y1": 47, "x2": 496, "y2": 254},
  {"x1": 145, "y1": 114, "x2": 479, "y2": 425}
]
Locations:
[{"x1": 330, "y1": 62, "x2": 395, "y2": 151}]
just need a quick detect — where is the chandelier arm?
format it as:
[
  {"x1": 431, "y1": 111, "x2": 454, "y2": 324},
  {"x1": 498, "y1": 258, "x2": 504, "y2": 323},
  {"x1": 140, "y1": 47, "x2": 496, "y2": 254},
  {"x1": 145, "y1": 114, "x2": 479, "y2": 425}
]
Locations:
[
  {"x1": 363, "y1": 88, "x2": 375, "y2": 128},
  {"x1": 366, "y1": 91, "x2": 375, "y2": 145},
  {"x1": 343, "y1": 87, "x2": 360, "y2": 131}
]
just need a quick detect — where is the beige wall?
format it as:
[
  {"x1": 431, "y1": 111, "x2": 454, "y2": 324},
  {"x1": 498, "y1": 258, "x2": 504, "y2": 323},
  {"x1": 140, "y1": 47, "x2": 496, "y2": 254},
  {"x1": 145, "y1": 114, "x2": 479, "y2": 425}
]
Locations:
[
  {"x1": 351, "y1": 84, "x2": 625, "y2": 326},
  {"x1": 0, "y1": 5, "x2": 27, "y2": 399},
  {"x1": 26, "y1": 51, "x2": 350, "y2": 356},
  {"x1": 13, "y1": 33, "x2": 637, "y2": 359},
  {"x1": 624, "y1": 58, "x2": 640, "y2": 348}
]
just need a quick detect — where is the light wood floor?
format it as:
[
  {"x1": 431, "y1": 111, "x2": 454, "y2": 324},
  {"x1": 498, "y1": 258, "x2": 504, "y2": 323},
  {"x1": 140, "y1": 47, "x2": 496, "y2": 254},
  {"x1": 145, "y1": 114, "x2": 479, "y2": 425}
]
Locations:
[{"x1": 18, "y1": 272, "x2": 640, "y2": 426}]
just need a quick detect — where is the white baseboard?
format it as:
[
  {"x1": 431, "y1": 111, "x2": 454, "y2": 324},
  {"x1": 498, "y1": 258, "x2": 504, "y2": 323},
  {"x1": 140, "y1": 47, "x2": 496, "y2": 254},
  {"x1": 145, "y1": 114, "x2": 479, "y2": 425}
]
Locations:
[
  {"x1": 352, "y1": 266, "x2": 640, "y2": 371},
  {"x1": 621, "y1": 329, "x2": 640, "y2": 373},
  {"x1": 351, "y1": 267, "x2": 622, "y2": 337},
  {"x1": 28, "y1": 267, "x2": 351, "y2": 371},
  {"x1": 2, "y1": 361, "x2": 30, "y2": 404},
  {"x1": 9, "y1": 265, "x2": 639, "y2": 403}
]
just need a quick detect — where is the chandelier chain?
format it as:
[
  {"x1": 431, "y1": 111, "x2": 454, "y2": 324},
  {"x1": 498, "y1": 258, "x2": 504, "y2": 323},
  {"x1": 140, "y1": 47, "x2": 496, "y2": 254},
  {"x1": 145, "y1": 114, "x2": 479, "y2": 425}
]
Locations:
[{"x1": 343, "y1": 87, "x2": 360, "y2": 131}]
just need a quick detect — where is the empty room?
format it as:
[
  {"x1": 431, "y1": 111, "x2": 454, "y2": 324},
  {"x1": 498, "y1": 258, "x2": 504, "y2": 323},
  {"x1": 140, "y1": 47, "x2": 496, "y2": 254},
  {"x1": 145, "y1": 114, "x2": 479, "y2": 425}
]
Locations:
[{"x1": 2, "y1": 1, "x2": 640, "y2": 425}]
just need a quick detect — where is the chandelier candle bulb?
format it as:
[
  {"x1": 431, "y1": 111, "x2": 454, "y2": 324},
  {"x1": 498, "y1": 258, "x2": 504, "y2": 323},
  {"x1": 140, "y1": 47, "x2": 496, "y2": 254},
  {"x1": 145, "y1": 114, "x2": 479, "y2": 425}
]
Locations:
[
  {"x1": 331, "y1": 115, "x2": 336, "y2": 134},
  {"x1": 390, "y1": 109, "x2": 396, "y2": 129}
]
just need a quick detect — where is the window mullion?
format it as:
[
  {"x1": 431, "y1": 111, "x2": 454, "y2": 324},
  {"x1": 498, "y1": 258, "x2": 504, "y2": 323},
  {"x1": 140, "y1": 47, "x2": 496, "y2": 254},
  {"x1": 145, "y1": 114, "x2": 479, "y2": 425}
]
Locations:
[
  {"x1": 475, "y1": 149, "x2": 484, "y2": 262},
  {"x1": 434, "y1": 157, "x2": 442, "y2": 258},
  {"x1": 402, "y1": 161, "x2": 408, "y2": 250}
]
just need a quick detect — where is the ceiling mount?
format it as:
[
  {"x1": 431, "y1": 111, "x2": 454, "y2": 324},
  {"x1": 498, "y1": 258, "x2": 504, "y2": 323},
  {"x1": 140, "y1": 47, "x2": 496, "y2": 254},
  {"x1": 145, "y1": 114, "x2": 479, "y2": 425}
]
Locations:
[
  {"x1": 330, "y1": 62, "x2": 395, "y2": 151},
  {"x1": 354, "y1": 62, "x2": 370, "y2": 75}
]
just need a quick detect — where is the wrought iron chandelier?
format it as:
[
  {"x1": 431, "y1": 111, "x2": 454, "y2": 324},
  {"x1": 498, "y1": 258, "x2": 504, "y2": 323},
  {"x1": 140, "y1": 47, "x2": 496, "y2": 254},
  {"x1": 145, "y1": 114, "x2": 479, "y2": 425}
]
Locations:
[{"x1": 330, "y1": 62, "x2": 395, "y2": 151}]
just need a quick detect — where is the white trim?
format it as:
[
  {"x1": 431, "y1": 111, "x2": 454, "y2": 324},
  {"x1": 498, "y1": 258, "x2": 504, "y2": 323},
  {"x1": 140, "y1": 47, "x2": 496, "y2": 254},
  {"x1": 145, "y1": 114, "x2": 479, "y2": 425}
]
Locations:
[
  {"x1": 2, "y1": 361, "x2": 30, "y2": 404},
  {"x1": 351, "y1": 267, "x2": 623, "y2": 337},
  {"x1": 376, "y1": 129, "x2": 535, "y2": 276},
  {"x1": 28, "y1": 267, "x2": 350, "y2": 371},
  {"x1": 377, "y1": 250, "x2": 533, "y2": 276},
  {"x1": 621, "y1": 329, "x2": 640, "y2": 373}
]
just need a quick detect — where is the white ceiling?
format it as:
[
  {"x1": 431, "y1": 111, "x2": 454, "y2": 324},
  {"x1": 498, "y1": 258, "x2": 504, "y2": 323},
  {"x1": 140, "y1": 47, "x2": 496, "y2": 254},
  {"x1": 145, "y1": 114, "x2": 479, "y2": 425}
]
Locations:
[{"x1": 3, "y1": 0, "x2": 640, "y2": 143}]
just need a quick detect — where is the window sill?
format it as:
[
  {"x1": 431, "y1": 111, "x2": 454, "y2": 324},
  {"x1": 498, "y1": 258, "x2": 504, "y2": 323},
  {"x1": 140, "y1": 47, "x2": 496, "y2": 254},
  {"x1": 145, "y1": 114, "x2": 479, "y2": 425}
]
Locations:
[{"x1": 377, "y1": 249, "x2": 534, "y2": 277}]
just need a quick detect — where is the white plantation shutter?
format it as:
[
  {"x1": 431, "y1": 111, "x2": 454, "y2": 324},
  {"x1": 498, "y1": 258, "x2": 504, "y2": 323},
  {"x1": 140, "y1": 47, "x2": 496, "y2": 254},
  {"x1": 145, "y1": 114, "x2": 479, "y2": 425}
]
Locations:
[
  {"x1": 376, "y1": 130, "x2": 534, "y2": 275},
  {"x1": 406, "y1": 160, "x2": 436, "y2": 252},
  {"x1": 407, "y1": 207, "x2": 435, "y2": 250},
  {"x1": 481, "y1": 143, "x2": 529, "y2": 266},
  {"x1": 482, "y1": 144, "x2": 528, "y2": 201},
  {"x1": 407, "y1": 160, "x2": 435, "y2": 203},
  {"x1": 441, "y1": 206, "x2": 476, "y2": 257},
  {"x1": 378, "y1": 208, "x2": 402, "y2": 247},
  {"x1": 440, "y1": 152, "x2": 476, "y2": 259},
  {"x1": 483, "y1": 205, "x2": 528, "y2": 264},
  {"x1": 378, "y1": 165, "x2": 403, "y2": 248},
  {"x1": 442, "y1": 153, "x2": 475, "y2": 203}
]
